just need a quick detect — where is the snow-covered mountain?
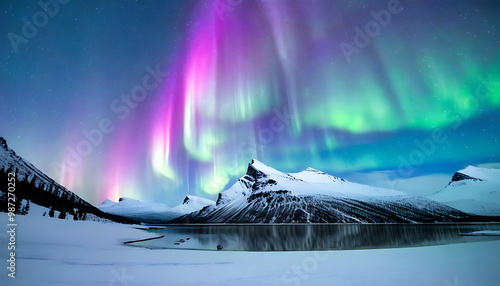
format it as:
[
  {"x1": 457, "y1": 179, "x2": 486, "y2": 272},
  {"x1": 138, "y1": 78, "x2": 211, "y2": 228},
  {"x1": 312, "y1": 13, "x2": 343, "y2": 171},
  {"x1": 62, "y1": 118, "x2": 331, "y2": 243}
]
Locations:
[
  {"x1": 0, "y1": 137, "x2": 89, "y2": 207},
  {"x1": 169, "y1": 160, "x2": 469, "y2": 223},
  {"x1": 98, "y1": 196, "x2": 215, "y2": 223},
  {"x1": 428, "y1": 166, "x2": 500, "y2": 216},
  {"x1": 0, "y1": 137, "x2": 135, "y2": 223}
]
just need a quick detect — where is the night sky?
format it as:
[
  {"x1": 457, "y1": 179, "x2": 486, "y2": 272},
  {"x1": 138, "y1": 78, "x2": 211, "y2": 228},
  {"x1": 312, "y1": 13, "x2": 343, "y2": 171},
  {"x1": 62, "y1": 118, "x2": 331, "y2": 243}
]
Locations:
[{"x1": 1, "y1": 0, "x2": 499, "y2": 206}]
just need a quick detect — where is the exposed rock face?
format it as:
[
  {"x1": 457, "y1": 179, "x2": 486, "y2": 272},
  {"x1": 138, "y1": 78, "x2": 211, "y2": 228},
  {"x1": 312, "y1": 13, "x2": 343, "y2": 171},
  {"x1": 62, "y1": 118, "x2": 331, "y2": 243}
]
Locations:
[
  {"x1": 450, "y1": 172, "x2": 482, "y2": 184},
  {"x1": 168, "y1": 160, "x2": 469, "y2": 224}
]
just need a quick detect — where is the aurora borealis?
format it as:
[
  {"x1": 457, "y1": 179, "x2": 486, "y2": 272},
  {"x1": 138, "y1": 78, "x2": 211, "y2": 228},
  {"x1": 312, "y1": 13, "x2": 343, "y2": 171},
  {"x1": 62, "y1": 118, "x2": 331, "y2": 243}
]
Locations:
[{"x1": 1, "y1": 0, "x2": 499, "y2": 205}]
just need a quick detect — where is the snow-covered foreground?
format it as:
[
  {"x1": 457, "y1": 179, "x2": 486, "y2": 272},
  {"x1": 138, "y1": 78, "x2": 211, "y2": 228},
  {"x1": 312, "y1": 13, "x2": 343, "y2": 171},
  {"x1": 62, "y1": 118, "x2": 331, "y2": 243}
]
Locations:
[{"x1": 1, "y1": 214, "x2": 500, "y2": 286}]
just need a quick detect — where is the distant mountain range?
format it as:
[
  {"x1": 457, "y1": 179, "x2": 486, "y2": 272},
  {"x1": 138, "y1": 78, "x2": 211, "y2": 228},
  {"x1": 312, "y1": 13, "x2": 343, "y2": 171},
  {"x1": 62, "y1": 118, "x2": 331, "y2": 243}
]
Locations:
[
  {"x1": 1, "y1": 136, "x2": 499, "y2": 224},
  {"x1": 97, "y1": 196, "x2": 215, "y2": 223},
  {"x1": 169, "y1": 160, "x2": 471, "y2": 223}
]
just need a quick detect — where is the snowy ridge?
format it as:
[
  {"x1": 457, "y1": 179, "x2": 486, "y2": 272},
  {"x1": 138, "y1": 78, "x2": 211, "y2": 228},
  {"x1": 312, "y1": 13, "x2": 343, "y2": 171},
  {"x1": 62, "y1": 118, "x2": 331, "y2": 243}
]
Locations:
[
  {"x1": 290, "y1": 166, "x2": 404, "y2": 197},
  {"x1": 0, "y1": 137, "x2": 136, "y2": 223},
  {"x1": 170, "y1": 160, "x2": 468, "y2": 223},
  {"x1": 428, "y1": 166, "x2": 500, "y2": 216},
  {"x1": 174, "y1": 196, "x2": 216, "y2": 213},
  {"x1": 98, "y1": 196, "x2": 215, "y2": 223},
  {"x1": 0, "y1": 137, "x2": 91, "y2": 208}
]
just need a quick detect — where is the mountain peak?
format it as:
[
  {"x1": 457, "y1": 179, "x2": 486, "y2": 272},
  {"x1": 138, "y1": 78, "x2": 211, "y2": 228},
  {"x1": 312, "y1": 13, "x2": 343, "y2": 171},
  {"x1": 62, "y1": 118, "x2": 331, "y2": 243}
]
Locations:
[
  {"x1": 100, "y1": 199, "x2": 115, "y2": 207},
  {"x1": 450, "y1": 172, "x2": 482, "y2": 183},
  {"x1": 246, "y1": 161, "x2": 264, "y2": 180},
  {"x1": 448, "y1": 166, "x2": 500, "y2": 185},
  {"x1": 172, "y1": 160, "x2": 469, "y2": 223},
  {"x1": 248, "y1": 159, "x2": 288, "y2": 177},
  {"x1": 429, "y1": 166, "x2": 500, "y2": 216},
  {"x1": 182, "y1": 195, "x2": 216, "y2": 206},
  {"x1": 304, "y1": 167, "x2": 332, "y2": 176},
  {"x1": 250, "y1": 159, "x2": 271, "y2": 171}
]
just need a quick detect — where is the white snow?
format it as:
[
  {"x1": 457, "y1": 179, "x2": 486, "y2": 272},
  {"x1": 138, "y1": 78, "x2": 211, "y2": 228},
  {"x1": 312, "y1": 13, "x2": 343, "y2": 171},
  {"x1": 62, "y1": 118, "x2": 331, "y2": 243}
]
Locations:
[
  {"x1": 172, "y1": 195, "x2": 216, "y2": 213},
  {"x1": 195, "y1": 160, "x2": 460, "y2": 223},
  {"x1": 251, "y1": 159, "x2": 405, "y2": 198},
  {"x1": 97, "y1": 196, "x2": 215, "y2": 222},
  {"x1": 97, "y1": 197, "x2": 182, "y2": 222},
  {"x1": 1, "y1": 213, "x2": 499, "y2": 286},
  {"x1": 455, "y1": 166, "x2": 499, "y2": 180},
  {"x1": 216, "y1": 179, "x2": 250, "y2": 204},
  {"x1": 345, "y1": 172, "x2": 451, "y2": 197},
  {"x1": 428, "y1": 166, "x2": 500, "y2": 215},
  {"x1": 293, "y1": 167, "x2": 345, "y2": 184}
]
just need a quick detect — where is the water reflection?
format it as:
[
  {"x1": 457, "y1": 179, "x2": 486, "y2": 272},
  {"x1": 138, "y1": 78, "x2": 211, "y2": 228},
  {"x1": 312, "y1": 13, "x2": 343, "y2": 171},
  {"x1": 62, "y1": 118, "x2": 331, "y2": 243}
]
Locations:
[{"x1": 131, "y1": 223, "x2": 500, "y2": 251}]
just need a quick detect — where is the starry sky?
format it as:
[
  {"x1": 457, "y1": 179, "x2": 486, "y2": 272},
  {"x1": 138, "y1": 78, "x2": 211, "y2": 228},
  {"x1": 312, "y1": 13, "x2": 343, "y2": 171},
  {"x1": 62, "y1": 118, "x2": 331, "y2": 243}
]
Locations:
[{"x1": 1, "y1": 0, "x2": 499, "y2": 206}]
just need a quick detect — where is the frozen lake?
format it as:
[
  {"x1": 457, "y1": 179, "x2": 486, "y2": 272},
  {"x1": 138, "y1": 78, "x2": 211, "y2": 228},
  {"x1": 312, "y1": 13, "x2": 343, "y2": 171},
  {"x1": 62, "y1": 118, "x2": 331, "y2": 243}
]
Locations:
[{"x1": 130, "y1": 223, "x2": 500, "y2": 251}]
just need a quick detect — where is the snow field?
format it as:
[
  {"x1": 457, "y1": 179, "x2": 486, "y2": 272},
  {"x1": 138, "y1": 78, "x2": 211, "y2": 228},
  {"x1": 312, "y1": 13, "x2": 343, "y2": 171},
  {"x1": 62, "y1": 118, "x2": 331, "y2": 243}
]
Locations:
[{"x1": 1, "y1": 213, "x2": 500, "y2": 286}]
